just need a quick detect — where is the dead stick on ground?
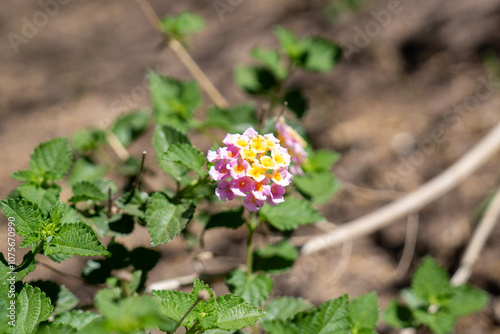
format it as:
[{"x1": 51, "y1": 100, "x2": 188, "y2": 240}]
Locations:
[
  {"x1": 396, "y1": 213, "x2": 419, "y2": 278},
  {"x1": 135, "y1": 0, "x2": 229, "y2": 109},
  {"x1": 106, "y1": 130, "x2": 130, "y2": 161},
  {"x1": 301, "y1": 120, "x2": 500, "y2": 255},
  {"x1": 451, "y1": 188, "x2": 500, "y2": 286}
]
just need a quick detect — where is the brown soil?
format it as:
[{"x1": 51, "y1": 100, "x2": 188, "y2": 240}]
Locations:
[{"x1": 2, "y1": 0, "x2": 500, "y2": 333}]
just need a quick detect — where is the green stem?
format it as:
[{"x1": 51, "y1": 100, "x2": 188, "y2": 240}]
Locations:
[
  {"x1": 172, "y1": 298, "x2": 202, "y2": 333},
  {"x1": 246, "y1": 225, "x2": 254, "y2": 278},
  {"x1": 246, "y1": 213, "x2": 260, "y2": 278},
  {"x1": 33, "y1": 240, "x2": 45, "y2": 257},
  {"x1": 185, "y1": 320, "x2": 200, "y2": 334}
]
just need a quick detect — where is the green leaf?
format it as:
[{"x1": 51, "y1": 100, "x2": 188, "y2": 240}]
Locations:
[
  {"x1": 300, "y1": 37, "x2": 342, "y2": 72},
  {"x1": 115, "y1": 190, "x2": 149, "y2": 220},
  {"x1": 17, "y1": 184, "x2": 61, "y2": 214},
  {"x1": 52, "y1": 285, "x2": 79, "y2": 316},
  {"x1": 226, "y1": 268, "x2": 273, "y2": 307},
  {"x1": 153, "y1": 290, "x2": 194, "y2": 326},
  {"x1": 48, "y1": 201, "x2": 66, "y2": 225},
  {"x1": 234, "y1": 66, "x2": 278, "y2": 95},
  {"x1": 259, "y1": 198, "x2": 325, "y2": 231},
  {"x1": 50, "y1": 202, "x2": 80, "y2": 225},
  {"x1": 412, "y1": 309, "x2": 455, "y2": 334},
  {"x1": 67, "y1": 157, "x2": 107, "y2": 186},
  {"x1": 190, "y1": 277, "x2": 216, "y2": 302},
  {"x1": 253, "y1": 240, "x2": 298, "y2": 274},
  {"x1": 264, "y1": 297, "x2": 312, "y2": 321},
  {"x1": 283, "y1": 89, "x2": 308, "y2": 118},
  {"x1": 411, "y1": 257, "x2": 451, "y2": 304},
  {"x1": 154, "y1": 279, "x2": 216, "y2": 330},
  {"x1": 0, "y1": 283, "x2": 13, "y2": 333},
  {"x1": 293, "y1": 295, "x2": 350, "y2": 334},
  {"x1": 111, "y1": 110, "x2": 151, "y2": 147},
  {"x1": 294, "y1": 171, "x2": 341, "y2": 204},
  {"x1": 215, "y1": 294, "x2": 266, "y2": 330},
  {"x1": 97, "y1": 294, "x2": 166, "y2": 333},
  {"x1": 160, "y1": 11, "x2": 205, "y2": 39},
  {"x1": 274, "y1": 26, "x2": 305, "y2": 62},
  {"x1": 15, "y1": 284, "x2": 54, "y2": 334},
  {"x1": 152, "y1": 125, "x2": 190, "y2": 158},
  {"x1": 349, "y1": 292, "x2": 379, "y2": 334},
  {"x1": 52, "y1": 310, "x2": 102, "y2": 330},
  {"x1": 69, "y1": 181, "x2": 107, "y2": 203},
  {"x1": 1, "y1": 198, "x2": 45, "y2": 239},
  {"x1": 29, "y1": 281, "x2": 79, "y2": 316},
  {"x1": 44, "y1": 222, "x2": 108, "y2": 257},
  {"x1": 72, "y1": 128, "x2": 106, "y2": 153},
  {"x1": 146, "y1": 193, "x2": 195, "y2": 246},
  {"x1": 191, "y1": 279, "x2": 218, "y2": 329},
  {"x1": 148, "y1": 72, "x2": 201, "y2": 131},
  {"x1": 264, "y1": 295, "x2": 350, "y2": 334},
  {"x1": 206, "y1": 104, "x2": 258, "y2": 133},
  {"x1": 11, "y1": 169, "x2": 41, "y2": 184},
  {"x1": 204, "y1": 208, "x2": 245, "y2": 231},
  {"x1": 251, "y1": 47, "x2": 288, "y2": 79},
  {"x1": 0, "y1": 251, "x2": 36, "y2": 283},
  {"x1": 163, "y1": 143, "x2": 206, "y2": 177},
  {"x1": 29, "y1": 137, "x2": 73, "y2": 182},
  {"x1": 303, "y1": 150, "x2": 340, "y2": 172},
  {"x1": 382, "y1": 300, "x2": 413, "y2": 329},
  {"x1": 447, "y1": 285, "x2": 489, "y2": 317},
  {"x1": 152, "y1": 125, "x2": 192, "y2": 179}
]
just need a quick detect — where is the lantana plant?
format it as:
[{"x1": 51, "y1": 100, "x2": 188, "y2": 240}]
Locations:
[{"x1": 0, "y1": 7, "x2": 490, "y2": 334}]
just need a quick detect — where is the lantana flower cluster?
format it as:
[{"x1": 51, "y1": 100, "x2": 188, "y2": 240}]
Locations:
[
  {"x1": 207, "y1": 127, "x2": 292, "y2": 212},
  {"x1": 276, "y1": 118, "x2": 308, "y2": 175}
]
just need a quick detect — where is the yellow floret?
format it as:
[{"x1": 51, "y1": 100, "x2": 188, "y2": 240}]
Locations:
[
  {"x1": 260, "y1": 156, "x2": 277, "y2": 169},
  {"x1": 240, "y1": 148, "x2": 257, "y2": 161},
  {"x1": 251, "y1": 135, "x2": 267, "y2": 153}
]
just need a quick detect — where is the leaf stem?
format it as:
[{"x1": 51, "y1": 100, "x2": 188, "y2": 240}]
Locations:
[
  {"x1": 135, "y1": 0, "x2": 229, "y2": 108},
  {"x1": 246, "y1": 226, "x2": 254, "y2": 278},
  {"x1": 107, "y1": 187, "x2": 113, "y2": 218},
  {"x1": 184, "y1": 320, "x2": 200, "y2": 334},
  {"x1": 172, "y1": 297, "x2": 202, "y2": 333},
  {"x1": 33, "y1": 240, "x2": 45, "y2": 257},
  {"x1": 246, "y1": 212, "x2": 260, "y2": 278},
  {"x1": 125, "y1": 150, "x2": 147, "y2": 204}
]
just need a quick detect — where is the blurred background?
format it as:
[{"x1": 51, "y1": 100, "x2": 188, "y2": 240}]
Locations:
[{"x1": 1, "y1": 0, "x2": 500, "y2": 332}]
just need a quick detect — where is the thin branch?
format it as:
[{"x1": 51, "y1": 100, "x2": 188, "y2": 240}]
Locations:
[
  {"x1": 145, "y1": 273, "x2": 198, "y2": 292},
  {"x1": 136, "y1": 0, "x2": 229, "y2": 108},
  {"x1": 107, "y1": 187, "x2": 113, "y2": 218},
  {"x1": 126, "y1": 150, "x2": 147, "y2": 203},
  {"x1": 396, "y1": 213, "x2": 419, "y2": 278},
  {"x1": 342, "y1": 181, "x2": 404, "y2": 201},
  {"x1": 328, "y1": 238, "x2": 353, "y2": 285},
  {"x1": 37, "y1": 261, "x2": 87, "y2": 283},
  {"x1": 257, "y1": 103, "x2": 269, "y2": 130},
  {"x1": 106, "y1": 130, "x2": 130, "y2": 161},
  {"x1": 451, "y1": 188, "x2": 500, "y2": 286},
  {"x1": 301, "y1": 121, "x2": 500, "y2": 255}
]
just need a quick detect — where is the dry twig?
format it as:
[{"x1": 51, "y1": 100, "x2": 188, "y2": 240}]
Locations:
[
  {"x1": 301, "y1": 121, "x2": 500, "y2": 255},
  {"x1": 396, "y1": 213, "x2": 419, "y2": 278},
  {"x1": 451, "y1": 188, "x2": 500, "y2": 285},
  {"x1": 135, "y1": 0, "x2": 229, "y2": 108}
]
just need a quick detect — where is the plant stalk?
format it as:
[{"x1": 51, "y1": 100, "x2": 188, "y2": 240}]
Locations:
[
  {"x1": 172, "y1": 298, "x2": 202, "y2": 333},
  {"x1": 135, "y1": 0, "x2": 229, "y2": 108},
  {"x1": 246, "y1": 225, "x2": 254, "y2": 278}
]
